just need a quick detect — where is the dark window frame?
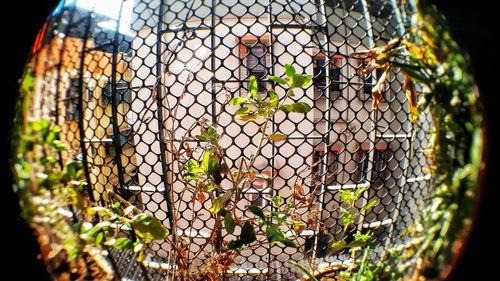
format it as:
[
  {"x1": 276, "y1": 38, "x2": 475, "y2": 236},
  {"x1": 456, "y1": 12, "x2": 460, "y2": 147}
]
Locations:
[
  {"x1": 102, "y1": 80, "x2": 132, "y2": 106},
  {"x1": 312, "y1": 145, "x2": 341, "y2": 186},
  {"x1": 240, "y1": 35, "x2": 271, "y2": 92},
  {"x1": 65, "y1": 78, "x2": 80, "y2": 121},
  {"x1": 313, "y1": 54, "x2": 343, "y2": 99}
]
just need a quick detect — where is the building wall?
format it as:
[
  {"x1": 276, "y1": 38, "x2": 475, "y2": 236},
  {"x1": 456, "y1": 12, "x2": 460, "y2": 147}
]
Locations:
[
  {"x1": 128, "y1": 8, "x2": 412, "y2": 265},
  {"x1": 25, "y1": 0, "x2": 434, "y2": 275}
]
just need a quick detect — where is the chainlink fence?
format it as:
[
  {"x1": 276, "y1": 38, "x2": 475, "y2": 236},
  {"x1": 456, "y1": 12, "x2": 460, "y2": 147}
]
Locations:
[{"x1": 25, "y1": 0, "x2": 433, "y2": 280}]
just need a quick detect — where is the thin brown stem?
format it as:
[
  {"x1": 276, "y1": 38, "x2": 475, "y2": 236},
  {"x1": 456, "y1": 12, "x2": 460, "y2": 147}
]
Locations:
[{"x1": 185, "y1": 194, "x2": 198, "y2": 275}]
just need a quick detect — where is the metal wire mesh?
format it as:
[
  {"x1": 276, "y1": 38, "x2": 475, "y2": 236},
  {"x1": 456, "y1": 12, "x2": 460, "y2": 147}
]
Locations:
[{"x1": 25, "y1": 0, "x2": 434, "y2": 279}]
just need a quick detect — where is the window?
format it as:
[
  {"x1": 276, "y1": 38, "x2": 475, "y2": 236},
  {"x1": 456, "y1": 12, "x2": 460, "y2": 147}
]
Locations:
[
  {"x1": 329, "y1": 0, "x2": 393, "y2": 18},
  {"x1": 102, "y1": 80, "x2": 132, "y2": 106},
  {"x1": 313, "y1": 55, "x2": 343, "y2": 99},
  {"x1": 304, "y1": 231, "x2": 334, "y2": 258},
  {"x1": 371, "y1": 144, "x2": 390, "y2": 186},
  {"x1": 353, "y1": 144, "x2": 389, "y2": 184},
  {"x1": 329, "y1": 0, "x2": 363, "y2": 12},
  {"x1": 353, "y1": 146, "x2": 369, "y2": 183},
  {"x1": 246, "y1": 170, "x2": 272, "y2": 208},
  {"x1": 103, "y1": 125, "x2": 134, "y2": 165},
  {"x1": 363, "y1": 68, "x2": 384, "y2": 96},
  {"x1": 356, "y1": 61, "x2": 388, "y2": 102},
  {"x1": 108, "y1": 126, "x2": 134, "y2": 146},
  {"x1": 312, "y1": 146, "x2": 341, "y2": 186},
  {"x1": 103, "y1": 140, "x2": 116, "y2": 165},
  {"x1": 65, "y1": 78, "x2": 80, "y2": 121},
  {"x1": 240, "y1": 36, "x2": 270, "y2": 92},
  {"x1": 124, "y1": 168, "x2": 140, "y2": 186}
]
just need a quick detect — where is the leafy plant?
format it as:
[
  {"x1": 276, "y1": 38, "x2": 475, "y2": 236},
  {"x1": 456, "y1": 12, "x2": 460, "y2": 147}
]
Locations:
[
  {"x1": 312, "y1": 0, "x2": 483, "y2": 280},
  {"x1": 329, "y1": 186, "x2": 377, "y2": 256},
  {"x1": 12, "y1": 116, "x2": 169, "y2": 279},
  {"x1": 12, "y1": 117, "x2": 114, "y2": 279},
  {"x1": 81, "y1": 198, "x2": 168, "y2": 262},
  {"x1": 154, "y1": 64, "x2": 317, "y2": 279}
]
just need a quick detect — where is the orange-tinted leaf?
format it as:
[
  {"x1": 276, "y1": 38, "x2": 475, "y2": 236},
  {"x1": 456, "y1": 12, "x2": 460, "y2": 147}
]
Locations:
[
  {"x1": 268, "y1": 133, "x2": 288, "y2": 142},
  {"x1": 235, "y1": 113, "x2": 260, "y2": 122},
  {"x1": 293, "y1": 221, "x2": 306, "y2": 234},
  {"x1": 402, "y1": 39, "x2": 426, "y2": 60},
  {"x1": 185, "y1": 143, "x2": 193, "y2": 157},
  {"x1": 404, "y1": 74, "x2": 419, "y2": 122},
  {"x1": 196, "y1": 192, "x2": 207, "y2": 203},
  {"x1": 220, "y1": 162, "x2": 229, "y2": 174},
  {"x1": 372, "y1": 68, "x2": 389, "y2": 110},
  {"x1": 293, "y1": 184, "x2": 305, "y2": 200},
  {"x1": 349, "y1": 49, "x2": 377, "y2": 59}
]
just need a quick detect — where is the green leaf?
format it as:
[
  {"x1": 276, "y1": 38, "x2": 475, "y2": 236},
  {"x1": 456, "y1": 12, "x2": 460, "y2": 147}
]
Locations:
[
  {"x1": 291, "y1": 102, "x2": 312, "y2": 113},
  {"x1": 209, "y1": 191, "x2": 233, "y2": 213},
  {"x1": 291, "y1": 74, "x2": 305, "y2": 88},
  {"x1": 279, "y1": 103, "x2": 311, "y2": 114},
  {"x1": 284, "y1": 64, "x2": 296, "y2": 77},
  {"x1": 249, "y1": 76, "x2": 258, "y2": 95},
  {"x1": 87, "y1": 206, "x2": 112, "y2": 217},
  {"x1": 395, "y1": 62, "x2": 432, "y2": 84},
  {"x1": 266, "y1": 224, "x2": 297, "y2": 247},
  {"x1": 185, "y1": 160, "x2": 204, "y2": 174},
  {"x1": 52, "y1": 140, "x2": 68, "y2": 151},
  {"x1": 266, "y1": 225, "x2": 285, "y2": 244},
  {"x1": 271, "y1": 194, "x2": 282, "y2": 207},
  {"x1": 269, "y1": 75, "x2": 287, "y2": 85},
  {"x1": 235, "y1": 113, "x2": 260, "y2": 122},
  {"x1": 95, "y1": 232, "x2": 104, "y2": 245},
  {"x1": 228, "y1": 240, "x2": 244, "y2": 252},
  {"x1": 195, "y1": 134, "x2": 208, "y2": 141},
  {"x1": 207, "y1": 127, "x2": 218, "y2": 139},
  {"x1": 229, "y1": 97, "x2": 246, "y2": 105},
  {"x1": 340, "y1": 190, "x2": 353, "y2": 204},
  {"x1": 21, "y1": 69, "x2": 35, "y2": 93},
  {"x1": 218, "y1": 208, "x2": 228, "y2": 217},
  {"x1": 195, "y1": 126, "x2": 218, "y2": 142},
  {"x1": 331, "y1": 240, "x2": 347, "y2": 253},
  {"x1": 123, "y1": 205, "x2": 136, "y2": 217},
  {"x1": 131, "y1": 213, "x2": 169, "y2": 240},
  {"x1": 291, "y1": 261, "x2": 318, "y2": 281},
  {"x1": 235, "y1": 107, "x2": 252, "y2": 115},
  {"x1": 248, "y1": 205, "x2": 266, "y2": 220},
  {"x1": 240, "y1": 222, "x2": 256, "y2": 244},
  {"x1": 341, "y1": 212, "x2": 354, "y2": 232},
  {"x1": 353, "y1": 231, "x2": 372, "y2": 243},
  {"x1": 202, "y1": 149, "x2": 211, "y2": 170},
  {"x1": 113, "y1": 238, "x2": 134, "y2": 250},
  {"x1": 268, "y1": 133, "x2": 288, "y2": 142},
  {"x1": 279, "y1": 104, "x2": 294, "y2": 113},
  {"x1": 133, "y1": 241, "x2": 144, "y2": 253},
  {"x1": 347, "y1": 239, "x2": 368, "y2": 249},
  {"x1": 65, "y1": 160, "x2": 81, "y2": 179},
  {"x1": 302, "y1": 75, "x2": 313, "y2": 87},
  {"x1": 85, "y1": 222, "x2": 112, "y2": 236},
  {"x1": 280, "y1": 238, "x2": 297, "y2": 247},
  {"x1": 362, "y1": 199, "x2": 379, "y2": 212},
  {"x1": 268, "y1": 89, "x2": 279, "y2": 108},
  {"x1": 208, "y1": 159, "x2": 222, "y2": 185},
  {"x1": 111, "y1": 202, "x2": 121, "y2": 214},
  {"x1": 224, "y1": 212, "x2": 236, "y2": 234}
]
